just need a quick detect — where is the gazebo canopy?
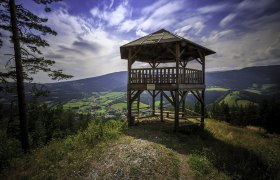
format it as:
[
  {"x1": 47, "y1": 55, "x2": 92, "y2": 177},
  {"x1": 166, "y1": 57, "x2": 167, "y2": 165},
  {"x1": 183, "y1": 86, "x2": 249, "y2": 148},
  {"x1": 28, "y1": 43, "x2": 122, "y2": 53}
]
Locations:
[{"x1": 120, "y1": 29, "x2": 215, "y2": 63}]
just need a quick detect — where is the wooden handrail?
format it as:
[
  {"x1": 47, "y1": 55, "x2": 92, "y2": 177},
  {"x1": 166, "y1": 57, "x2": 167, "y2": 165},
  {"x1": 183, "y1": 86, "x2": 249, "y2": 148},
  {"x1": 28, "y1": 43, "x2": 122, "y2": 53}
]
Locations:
[{"x1": 130, "y1": 67, "x2": 203, "y2": 84}]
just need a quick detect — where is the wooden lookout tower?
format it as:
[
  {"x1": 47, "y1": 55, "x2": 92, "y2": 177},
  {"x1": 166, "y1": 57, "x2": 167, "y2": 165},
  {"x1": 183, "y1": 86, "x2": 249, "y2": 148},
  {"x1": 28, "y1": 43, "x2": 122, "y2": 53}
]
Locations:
[{"x1": 120, "y1": 29, "x2": 215, "y2": 131}]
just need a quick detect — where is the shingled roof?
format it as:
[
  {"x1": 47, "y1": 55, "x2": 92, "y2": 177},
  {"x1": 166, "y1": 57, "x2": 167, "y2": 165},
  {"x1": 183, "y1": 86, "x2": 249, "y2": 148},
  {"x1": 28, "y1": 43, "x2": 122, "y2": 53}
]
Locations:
[{"x1": 120, "y1": 29, "x2": 215, "y2": 62}]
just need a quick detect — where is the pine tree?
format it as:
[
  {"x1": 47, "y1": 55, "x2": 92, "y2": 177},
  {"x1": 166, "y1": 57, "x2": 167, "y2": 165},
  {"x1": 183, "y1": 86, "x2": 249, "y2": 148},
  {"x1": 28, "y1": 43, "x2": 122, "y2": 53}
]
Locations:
[{"x1": 0, "y1": 0, "x2": 72, "y2": 152}]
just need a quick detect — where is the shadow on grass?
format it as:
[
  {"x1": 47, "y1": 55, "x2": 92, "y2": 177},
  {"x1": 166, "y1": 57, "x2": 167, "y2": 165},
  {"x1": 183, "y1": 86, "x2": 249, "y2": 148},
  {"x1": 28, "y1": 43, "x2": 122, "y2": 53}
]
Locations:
[{"x1": 125, "y1": 119, "x2": 275, "y2": 180}]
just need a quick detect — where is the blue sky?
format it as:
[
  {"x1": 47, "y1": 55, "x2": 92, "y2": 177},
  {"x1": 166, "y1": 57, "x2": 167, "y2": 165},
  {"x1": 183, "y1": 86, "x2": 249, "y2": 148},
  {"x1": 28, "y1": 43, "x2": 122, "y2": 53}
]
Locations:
[{"x1": 2, "y1": 0, "x2": 280, "y2": 82}]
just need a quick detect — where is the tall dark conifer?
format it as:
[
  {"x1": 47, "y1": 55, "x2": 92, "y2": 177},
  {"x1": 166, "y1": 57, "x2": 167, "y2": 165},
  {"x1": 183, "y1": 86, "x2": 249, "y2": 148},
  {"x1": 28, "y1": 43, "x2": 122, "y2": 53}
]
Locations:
[{"x1": 0, "y1": 0, "x2": 72, "y2": 152}]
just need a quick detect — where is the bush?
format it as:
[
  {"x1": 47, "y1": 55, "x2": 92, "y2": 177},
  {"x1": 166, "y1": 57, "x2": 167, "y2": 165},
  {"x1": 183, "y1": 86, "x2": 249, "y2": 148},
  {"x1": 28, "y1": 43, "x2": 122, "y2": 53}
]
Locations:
[
  {"x1": 83, "y1": 120, "x2": 127, "y2": 145},
  {"x1": 0, "y1": 131, "x2": 22, "y2": 171}
]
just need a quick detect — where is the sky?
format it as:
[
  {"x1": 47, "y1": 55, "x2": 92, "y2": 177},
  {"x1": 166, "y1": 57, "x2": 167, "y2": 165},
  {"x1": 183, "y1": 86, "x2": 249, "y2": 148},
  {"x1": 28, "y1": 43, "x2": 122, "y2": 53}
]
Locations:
[{"x1": 1, "y1": 0, "x2": 280, "y2": 83}]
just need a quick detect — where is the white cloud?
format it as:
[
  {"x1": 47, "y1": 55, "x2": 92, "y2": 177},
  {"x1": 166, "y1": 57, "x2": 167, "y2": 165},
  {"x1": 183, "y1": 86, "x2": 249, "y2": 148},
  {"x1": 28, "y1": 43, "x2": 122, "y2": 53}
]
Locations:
[
  {"x1": 205, "y1": 22, "x2": 280, "y2": 71},
  {"x1": 237, "y1": 0, "x2": 275, "y2": 11},
  {"x1": 105, "y1": 4, "x2": 130, "y2": 26},
  {"x1": 117, "y1": 0, "x2": 185, "y2": 33},
  {"x1": 174, "y1": 25, "x2": 192, "y2": 36},
  {"x1": 136, "y1": 29, "x2": 148, "y2": 37},
  {"x1": 202, "y1": 29, "x2": 234, "y2": 43},
  {"x1": 219, "y1": 13, "x2": 237, "y2": 27},
  {"x1": 35, "y1": 9, "x2": 127, "y2": 83},
  {"x1": 141, "y1": 0, "x2": 169, "y2": 15},
  {"x1": 193, "y1": 21, "x2": 205, "y2": 34},
  {"x1": 118, "y1": 19, "x2": 139, "y2": 32},
  {"x1": 90, "y1": 7, "x2": 101, "y2": 17},
  {"x1": 90, "y1": 1, "x2": 131, "y2": 27},
  {"x1": 174, "y1": 16, "x2": 207, "y2": 38},
  {"x1": 138, "y1": 1, "x2": 184, "y2": 31},
  {"x1": 198, "y1": 3, "x2": 228, "y2": 14}
]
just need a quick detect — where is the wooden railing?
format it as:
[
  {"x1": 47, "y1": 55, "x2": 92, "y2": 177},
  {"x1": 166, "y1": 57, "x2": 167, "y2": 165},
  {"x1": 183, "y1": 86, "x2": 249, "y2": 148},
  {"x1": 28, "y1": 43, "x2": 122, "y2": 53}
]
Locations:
[{"x1": 130, "y1": 67, "x2": 203, "y2": 84}]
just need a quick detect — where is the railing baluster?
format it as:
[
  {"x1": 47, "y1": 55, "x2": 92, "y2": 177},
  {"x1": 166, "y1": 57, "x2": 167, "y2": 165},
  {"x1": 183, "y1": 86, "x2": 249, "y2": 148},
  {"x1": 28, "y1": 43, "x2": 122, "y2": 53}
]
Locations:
[{"x1": 129, "y1": 67, "x2": 202, "y2": 85}]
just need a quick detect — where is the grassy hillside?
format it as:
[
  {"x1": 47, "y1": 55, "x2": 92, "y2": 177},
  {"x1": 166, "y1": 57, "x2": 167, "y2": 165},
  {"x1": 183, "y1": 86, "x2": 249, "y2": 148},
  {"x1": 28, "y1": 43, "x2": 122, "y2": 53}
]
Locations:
[{"x1": 1, "y1": 119, "x2": 279, "y2": 179}]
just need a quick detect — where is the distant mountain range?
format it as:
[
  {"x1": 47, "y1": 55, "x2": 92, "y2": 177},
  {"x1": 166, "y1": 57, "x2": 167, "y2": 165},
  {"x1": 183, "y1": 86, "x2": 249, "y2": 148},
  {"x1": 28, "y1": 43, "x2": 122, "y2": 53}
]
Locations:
[
  {"x1": 1, "y1": 65, "x2": 280, "y2": 103},
  {"x1": 206, "y1": 65, "x2": 280, "y2": 89}
]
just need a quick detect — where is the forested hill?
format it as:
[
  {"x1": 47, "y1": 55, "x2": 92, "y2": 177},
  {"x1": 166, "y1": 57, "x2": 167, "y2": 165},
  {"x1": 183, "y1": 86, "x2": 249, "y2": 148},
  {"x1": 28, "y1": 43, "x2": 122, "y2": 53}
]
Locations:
[
  {"x1": 206, "y1": 65, "x2": 280, "y2": 89},
  {"x1": 1, "y1": 65, "x2": 279, "y2": 103},
  {"x1": 46, "y1": 65, "x2": 279, "y2": 90},
  {"x1": 39, "y1": 65, "x2": 279, "y2": 101}
]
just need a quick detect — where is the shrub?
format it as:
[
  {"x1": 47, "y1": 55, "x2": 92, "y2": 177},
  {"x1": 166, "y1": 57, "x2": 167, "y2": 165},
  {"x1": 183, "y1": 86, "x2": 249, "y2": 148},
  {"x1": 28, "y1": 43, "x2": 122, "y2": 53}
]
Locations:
[
  {"x1": 0, "y1": 131, "x2": 22, "y2": 171},
  {"x1": 83, "y1": 120, "x2": 127, "y2": 146}
]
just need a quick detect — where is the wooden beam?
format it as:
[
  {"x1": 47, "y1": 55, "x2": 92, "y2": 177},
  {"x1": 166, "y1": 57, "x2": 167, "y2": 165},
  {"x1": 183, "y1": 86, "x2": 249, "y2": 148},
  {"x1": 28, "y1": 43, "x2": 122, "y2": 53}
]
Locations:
[
  {"x1": 131, "y1": 90, "x2": 143, "y2": 103},
  {"x1": 191, "y1": 90, "x2": 203, "y2": 104},
  {"x1": 185, "y1": 108, "x2": 201, "y2": 116},
  {"x1": 130, "y1": 47, "x2": 142, "y2": 65},
  {"x1": 195, "y1": 90, "x2": 203, "y2": 102},
  {"x1": 178, "y1": 90, "x2": 183, "y2": 97},
  {"x1": 174, "y1": 42, "x2": 180, "y2": 132},
  {"x1": 176, "y1": 43, "x2": 180, "y2": 86},
  {"x1": 195, "y1": 58, "x2": 202, "y2": 65},
  {"x1": 182, "y1": 91, "x2": 187, "y2": 117},
  {"x1": 180, "y1": 48, "x2": 186, "y2": 57},
  {"x1": 160, "y1": 90, "x2": 163, "y2": 122},
  {"x1": 137, "y1": 94, "x2": 140, "y2": 117},
  {"x1": 170, "y1": 91, "x2": 175, "y2": 103},
  {"x1": 155, "y1": 91, "x2": 160, "y2": 97},
  {"x1": 179, "y1": 91, "x2": 188, "y2": 105},
  {"x1": 174, "y1": 90, "x2": 179, "y2": 132},
  {"x1": 155, "y1": 62, "x2": 160, "y2": 68},
  {"x1": 162, "y1": 91, "x2": 174, "y2": 107},
  {"x1": 147, "y1": 90, "x2": 153, "y2": 97},
  {"x1": 152, "y1": 90, "x2": 155, "y2": 116},
  {"x1": 197, "y1": 49, "x2": 205, "y2": 84},
  {"x1": 157, "y1": 32, "x2": 165, "y2": 43},
  {"x1": 167, "y1": 47, "x2": 176, "y2": 57},
  {"x1": 201, "y1": 90, "x2": 205, "y2": 129},
  {"x1": 127, "y1": 48, "x2": 133, "y2": 126}
]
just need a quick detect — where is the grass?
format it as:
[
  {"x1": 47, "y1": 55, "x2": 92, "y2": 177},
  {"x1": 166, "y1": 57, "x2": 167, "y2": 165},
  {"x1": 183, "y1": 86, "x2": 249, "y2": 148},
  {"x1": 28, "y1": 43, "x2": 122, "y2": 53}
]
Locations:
[
  {"x1": 62, "y1": 91, "x2": 126, "y2": 113},
  {"x1": 1, "y1": 120, "x2": 127, "y2": 179},
  {"x1": 102, "y1": 92, "x2": 125, "y2": 99},
  {"x1": 155, "y1": 100, "x2": 161, "y2": 107},
  {"x1": 220, "y1": 91, "x2": 239, "y2": 107},
  {"x1": 1, "y1": 118, "x2": 279, "y2": 179},
  {"x1": 236, "y1": 99, "x2": 253, "y2": 106},
  {"x1": 111, "y1": 102, "x2": 148, "y2": 110},
  {"x1": 220, "y1": 91, "x2": 255, "y2": 107},
  {"x1": 111, "y1": 103, "x2": 127, "y2": 110},
  {"x1": 126, "y1": 118, "x2": 280, "y2": 179}
]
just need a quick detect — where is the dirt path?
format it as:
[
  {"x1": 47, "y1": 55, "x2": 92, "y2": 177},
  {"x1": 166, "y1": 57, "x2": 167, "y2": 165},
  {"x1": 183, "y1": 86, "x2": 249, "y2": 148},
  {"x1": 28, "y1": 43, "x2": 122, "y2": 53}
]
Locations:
[
  {"x1": 86, "y1": 136, "x2": 192, "y2": 179},
  {"x1": 178, "y1": 154, "x2": 193, "y2": 180}
]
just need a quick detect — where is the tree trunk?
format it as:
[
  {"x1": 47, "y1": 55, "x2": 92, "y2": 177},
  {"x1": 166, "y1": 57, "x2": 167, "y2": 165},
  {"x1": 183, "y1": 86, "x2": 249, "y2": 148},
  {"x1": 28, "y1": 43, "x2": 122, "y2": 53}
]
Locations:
[{"x1": 9, "y1": 0, "x2": 30, "y2": 152}]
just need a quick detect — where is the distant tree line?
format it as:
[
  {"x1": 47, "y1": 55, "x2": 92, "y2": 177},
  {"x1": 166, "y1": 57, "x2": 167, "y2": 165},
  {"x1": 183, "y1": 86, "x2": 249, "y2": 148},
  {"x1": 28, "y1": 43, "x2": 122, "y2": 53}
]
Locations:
[
  {"x1": 208, "y1": 100, "x2": 280, "y2": 134},
  {"x1": 4, "y1": 101, "x2": 91, "y2": 148}
]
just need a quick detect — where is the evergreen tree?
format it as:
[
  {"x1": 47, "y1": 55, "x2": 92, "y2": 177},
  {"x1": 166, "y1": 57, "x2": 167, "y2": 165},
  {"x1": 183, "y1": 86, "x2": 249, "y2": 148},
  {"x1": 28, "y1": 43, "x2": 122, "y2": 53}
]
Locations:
[
  {"x1": 220, "y1": 101, "x2": 230, "y2": 122},
  {"x1": 0, "y1": 0, "x2": 72, "y2": 152}
]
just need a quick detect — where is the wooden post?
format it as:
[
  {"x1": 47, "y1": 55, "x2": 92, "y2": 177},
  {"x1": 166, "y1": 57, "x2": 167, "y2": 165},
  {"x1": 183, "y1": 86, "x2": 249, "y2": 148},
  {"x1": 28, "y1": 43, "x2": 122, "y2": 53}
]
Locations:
[
  {"x1": 182, "y1": 91, "x2": 186, "y2": 118},
  {"x1": 152, "y1": 90, "x2": 155, "y2": 116},
  {"x1": 174, "y1": 43, "x2": 180, "y2": 132},
  {"x1": 137, "y1": 94, "x2": 140, "y2": 117},
  {"x1": 160, "y1": 90, "x2": 163, "y2": 122},
  {"x1": 201, "y1": 51, "x2": 205, "y2": 128},
  {"x1": 127, "y1": 49, "x2": 133, "y2": 126},
  {"x1": 201, "y1": 90, "x2": 205, "y2": 128},
  {"x1": 174, "y1": 91, "x2": 179, "y2": 132}
]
